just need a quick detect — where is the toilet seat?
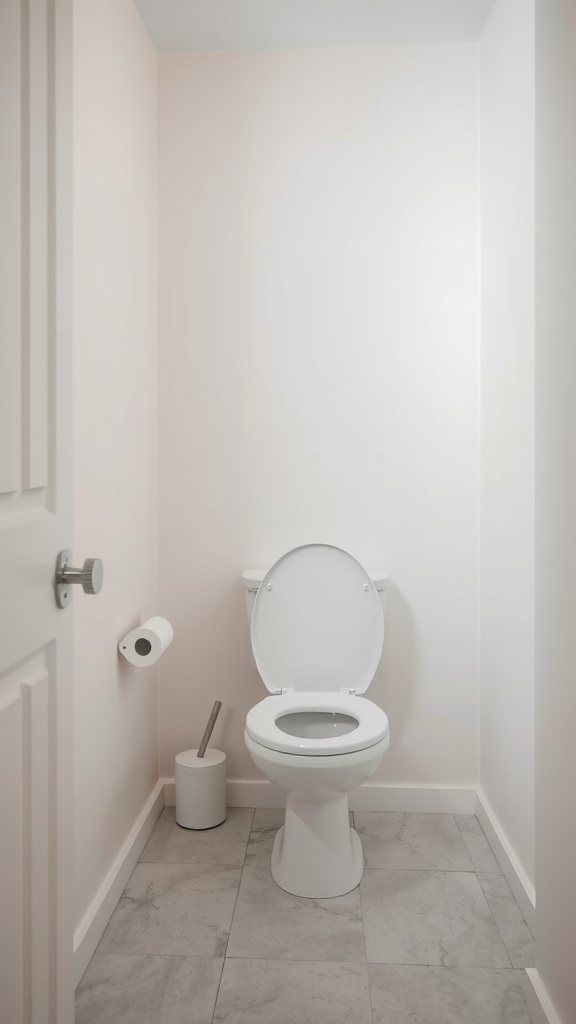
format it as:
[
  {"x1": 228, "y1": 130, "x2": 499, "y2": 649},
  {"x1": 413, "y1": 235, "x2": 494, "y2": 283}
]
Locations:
[
  {"x1": 251, "y1": 543, "x2": 384, "y2": 695},
  {"x1": 246, "y1": 691, "x2": 389, "y2": 756}
]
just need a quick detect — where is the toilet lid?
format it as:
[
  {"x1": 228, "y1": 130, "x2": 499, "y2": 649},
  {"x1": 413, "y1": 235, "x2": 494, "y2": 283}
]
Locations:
[{"x1": 251, "y1": 544, "x2": 384, "y2": 694}]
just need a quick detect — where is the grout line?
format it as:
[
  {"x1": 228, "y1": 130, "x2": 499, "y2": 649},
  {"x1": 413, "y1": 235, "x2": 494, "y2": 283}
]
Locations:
[
  {"x1": 209, "y1": 956, "x2": 226, "y2": 1024},
  {"x1": 211, "y1": 807, "x2": 256, "y2": 1023},
  {"x1": 361, "y1": 866, "x2": 479, "y2": 872},
  {"x1": 474, "y1": 865, "x2": 514, "y2": 972},
  {"x1": 365, "y1": 962, "x2": 525, "y2": 972},
  {"x1": 362, "y1": 866, "x2": 493, "y2": 873},
  {"x1": 358, "y1": 859, "x2": 371, "y2": 976},
  {"x1": 84, "y1": 949, "x2": 526, "y2": 972},
  {"x1": 88, "y1": 949, "x2": 527, "y2": 971},
  {"x1": 221, "y1": 954, "x2": 524, "y2": 972},
  {"x1": 221, "y1": 807, "x2": 255, "y2": 960},
  {"x1": 85, "y1": 950, "x2": 226, "y2": 959}
]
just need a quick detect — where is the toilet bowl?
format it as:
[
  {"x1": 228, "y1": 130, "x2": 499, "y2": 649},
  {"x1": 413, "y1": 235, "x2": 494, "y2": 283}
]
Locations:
[{"x1": 242, "y1": 544, "x2": 390, "y2": 898}]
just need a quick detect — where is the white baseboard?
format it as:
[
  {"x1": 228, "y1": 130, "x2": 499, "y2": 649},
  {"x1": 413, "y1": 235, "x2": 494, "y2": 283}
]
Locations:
[
  {"x1": 73, "y1": 780, "x2": 165, "y2": 987},
  {"x1": 348, "y1": 783, "x2": 476, "y2": 813},
  {"x1": 475, "y1": 788, "x2": 536, "y2": 935},
  {"x1": 164, "y1": 777, "x2": 286, "y2": 809},
  {"x1": 163, "y1": 777, "x2": 476, "y2": 814},
  {"x1": 523, "y1": 969, "x2": 565, "y2": 1024}
]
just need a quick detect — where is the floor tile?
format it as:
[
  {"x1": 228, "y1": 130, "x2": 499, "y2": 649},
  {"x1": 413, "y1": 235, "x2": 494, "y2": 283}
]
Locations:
[
  {"x1": 454, "y1": 816, "x2": 503, "y2": 871},
  {"x1": 247, "y1": 805, "x2": 353, "y2": 867},
  {"x1": 454, "y1": 814, "x2": 484, "y2": 835},
  {"x1": 213, "y1": 958, "x2": 372, "y2": 1024},
  {"x1": 459, "y1": 830, "x2": 502, "y2": 872},
  {"x1": 485, "y1": 895, "x2": 536, "y2": 967},
  {"x1": 478, "y1": 872, "x2": 513, "y2": 899},
  {"x1": 514, "y1": 968, "x2": 537, "y2": 1012},
  {"x1": 249, "y1": 806, "x2": 286, "y2": 840},
  {"x1": 226, "y1": 824, "x2": 365, "y2": 961},
  {"x1": 75, "y1": 953, "x2": 223, "y2": 1024},
  {"x1": 139, "y1": 806, "x2": 254, "y2": 866},
  {"x1": 98, "y1": 861, "x2": 241, "y2": 957},
  {"x1": 368, "y1": 964, "x2": 533, "y2": 1024},
  {"x1": 354, "y1": 812, "x2": 473, "y2": 870},
  {"x1": 361, "y1": 869, "x2": 511, "y2": 967},
  {"x1": 244, "y1": 807, "x2": 285, "y2": 866},
  {"x1": 249, "y1": 806, "x2": 353, "y2": 841}
]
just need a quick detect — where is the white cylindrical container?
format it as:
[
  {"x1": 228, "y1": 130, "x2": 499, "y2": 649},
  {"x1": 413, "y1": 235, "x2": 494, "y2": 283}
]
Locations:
[{"x1": 175, "y1": 749, "x2": 226, "y2": 830}]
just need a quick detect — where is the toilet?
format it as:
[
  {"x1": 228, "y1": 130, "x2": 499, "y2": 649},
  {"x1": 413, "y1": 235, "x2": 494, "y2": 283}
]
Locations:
[{"x1": 242, "y1": 543, "x2": 390, "y2": 898}]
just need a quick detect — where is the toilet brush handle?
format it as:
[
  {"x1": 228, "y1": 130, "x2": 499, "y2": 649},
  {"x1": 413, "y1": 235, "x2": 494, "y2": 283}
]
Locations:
[{"x1": 197, "y1": 700, "x2": 222, "y2": 758}]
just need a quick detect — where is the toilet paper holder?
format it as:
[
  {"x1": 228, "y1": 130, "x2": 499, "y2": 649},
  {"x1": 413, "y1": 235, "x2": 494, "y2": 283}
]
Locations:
[{"x1": 118, "y1": 616, "x2": 174, "y2": 666}]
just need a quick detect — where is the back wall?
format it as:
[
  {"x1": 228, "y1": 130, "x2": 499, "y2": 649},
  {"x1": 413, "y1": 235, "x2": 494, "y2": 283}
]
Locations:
[{"x1": 157, "y1": 46, "x2": 480, "y2": 784}]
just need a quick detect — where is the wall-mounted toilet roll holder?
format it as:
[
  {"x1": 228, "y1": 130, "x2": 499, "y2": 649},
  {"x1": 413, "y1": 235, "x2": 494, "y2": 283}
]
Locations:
[
  {"x1": 54, "y1": 549, "x2": 103, "y2": 608},
  {"x1": 118, "y1": 616, "x2": 174, "y2": 666}
]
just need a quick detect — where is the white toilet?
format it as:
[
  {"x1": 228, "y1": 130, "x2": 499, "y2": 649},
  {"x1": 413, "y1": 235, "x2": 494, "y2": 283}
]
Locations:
[{"x1": 241, "y1": 543, "x2": 390, "y2": 898}]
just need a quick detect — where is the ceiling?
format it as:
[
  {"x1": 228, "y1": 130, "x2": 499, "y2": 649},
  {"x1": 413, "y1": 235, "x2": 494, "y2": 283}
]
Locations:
[{"x1": 134, "y1": 0, "x2": 499, "y2": 54}]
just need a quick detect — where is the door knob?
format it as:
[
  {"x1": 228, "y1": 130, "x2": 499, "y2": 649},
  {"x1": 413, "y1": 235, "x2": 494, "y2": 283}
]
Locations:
[{"x1": 55, "y1": 549, "x2": 103, "y2": 608}]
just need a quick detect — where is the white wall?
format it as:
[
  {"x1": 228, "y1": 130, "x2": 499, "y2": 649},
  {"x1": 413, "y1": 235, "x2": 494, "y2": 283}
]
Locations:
[
  {"x1": 534, "y1": 0, "x2": 576, "y2": 1019},
  {"x1": 479, "y1": 0, "x2": 535, "y2": 888},
  {"x1": 73, "y1": 0, "x2": 158, "y2": 932},
  {"x1": 158, "y1": 47, "x2": 480, "y2": 784}
]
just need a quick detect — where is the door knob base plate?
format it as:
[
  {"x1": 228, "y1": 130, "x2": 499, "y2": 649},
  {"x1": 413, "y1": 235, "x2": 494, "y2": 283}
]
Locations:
[{"x1": 55, "y1": 549, "x2": 72, "y2": 608}]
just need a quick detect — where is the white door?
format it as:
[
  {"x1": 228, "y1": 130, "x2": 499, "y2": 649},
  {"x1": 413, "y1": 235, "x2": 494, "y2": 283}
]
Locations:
[{"x1": 0, "y1": 1, "x2": 74, "y2": 1022}]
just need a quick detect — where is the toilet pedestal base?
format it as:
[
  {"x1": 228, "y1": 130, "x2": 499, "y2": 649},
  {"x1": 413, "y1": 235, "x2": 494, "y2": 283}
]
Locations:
[{"x1": 271, "y1": 792, "x2": 364, "y2": 898}]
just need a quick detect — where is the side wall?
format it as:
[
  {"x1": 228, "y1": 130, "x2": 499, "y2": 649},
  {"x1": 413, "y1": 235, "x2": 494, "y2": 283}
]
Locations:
[
  {"x1": 479, "y1": 0, "x2": 535, "y2": 888},
  {"x1": 73, "y1": 0, "x2": 159, "y2": 935},
  {"x1": 534, "y1": 0, "x2": 576, "y2": 1019},
  {"x1": 158, "y1": 47, "x2": 480, "y2": 785}
]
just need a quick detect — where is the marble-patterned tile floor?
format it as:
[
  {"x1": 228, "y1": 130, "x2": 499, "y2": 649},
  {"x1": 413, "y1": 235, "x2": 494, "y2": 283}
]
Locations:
[{"x1": 76, "y1": 808, "x2": 536, "y2": 1024}]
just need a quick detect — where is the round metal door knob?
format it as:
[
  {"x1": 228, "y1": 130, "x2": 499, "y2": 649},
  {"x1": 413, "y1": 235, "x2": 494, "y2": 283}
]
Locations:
[
  {"x1": 78, "y1": 558, "x2": 104, "y2": 594},
  {"x1": 55, "y1": 550, "x2": 104, "y2": 607}
]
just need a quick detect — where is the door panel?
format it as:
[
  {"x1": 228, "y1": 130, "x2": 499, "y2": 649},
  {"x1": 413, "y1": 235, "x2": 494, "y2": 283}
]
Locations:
[
  {"x1": 0, "y1": 1, "x2": 73, "y2": 1022},
  {"x1": 1, "y1": 0, "x2": 49, "y2": 509},
  {"x1": 0, "y1": 648, "x2": 54, "y2": 1023}
]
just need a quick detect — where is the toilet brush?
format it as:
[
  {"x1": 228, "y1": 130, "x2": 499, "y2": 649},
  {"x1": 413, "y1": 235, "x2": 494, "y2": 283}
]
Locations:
[{"x1": 197, "y1": 700, "x2": 222, "y2": 758}]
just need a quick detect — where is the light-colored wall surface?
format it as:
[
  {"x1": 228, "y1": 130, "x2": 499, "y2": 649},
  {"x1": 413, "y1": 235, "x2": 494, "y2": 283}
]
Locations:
[
  {"x1": 158, "y1": 47, "x2": 480, "y2": 783},
  {"x1": 73, "y1": 0, "x2": 158, "y2": 931},
  {"x1": 535, "y1": 0, "x2": 576, "y2": 1019},
  {"x1": 479, "y1": 0, "x2": 535, "y2": 887}
]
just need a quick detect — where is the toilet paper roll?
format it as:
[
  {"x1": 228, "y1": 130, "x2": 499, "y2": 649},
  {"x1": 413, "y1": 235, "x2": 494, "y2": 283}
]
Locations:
[{"x1": 119, "y1": 616, "x2": 174, "y2": 667}]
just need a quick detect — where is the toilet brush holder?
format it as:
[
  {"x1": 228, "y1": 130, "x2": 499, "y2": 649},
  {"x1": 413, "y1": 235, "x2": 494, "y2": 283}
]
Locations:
[{"x1": 175, "y1": 748, "x2": 226, "y2": 829}]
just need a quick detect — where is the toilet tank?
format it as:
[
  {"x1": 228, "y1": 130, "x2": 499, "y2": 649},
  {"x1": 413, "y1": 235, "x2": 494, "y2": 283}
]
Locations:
[{"x1": 241, "y1": 566, "x2": 391, "y2": 623}]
